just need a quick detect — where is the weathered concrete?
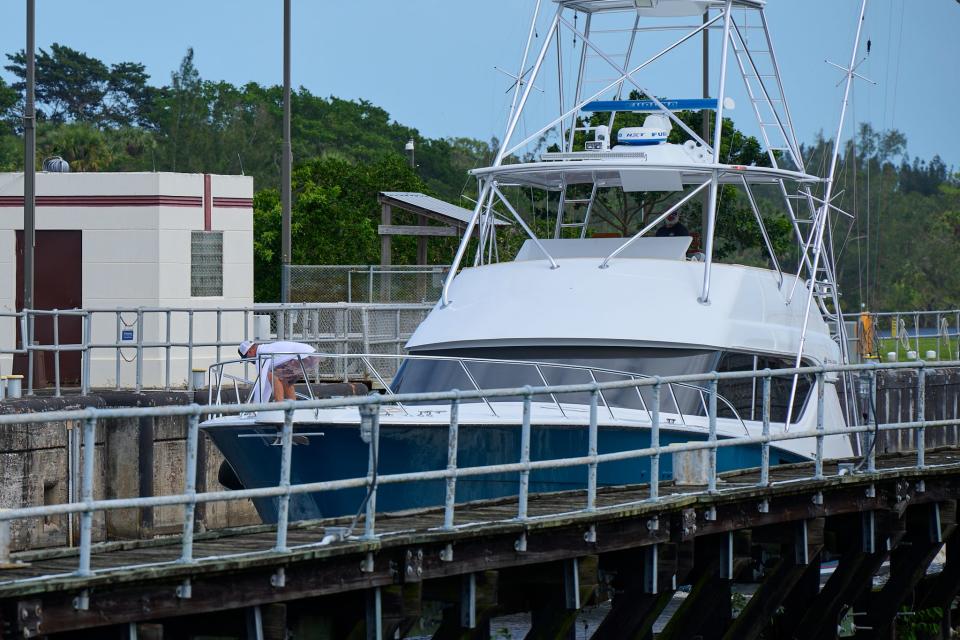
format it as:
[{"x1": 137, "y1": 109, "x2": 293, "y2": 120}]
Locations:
[{"x1": 0, "y1": 383, "x2": 366, "y2": 552}]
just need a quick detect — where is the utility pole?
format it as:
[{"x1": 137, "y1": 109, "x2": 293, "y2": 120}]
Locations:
[
  {"x1": 700, "y1": 8, "x2": 710, "y2": 241},
  {"x1": 280, "y1": 0, "x2": 292, "y2": 303},
  {"x1": 23, "y1": 0, "x2": 36, "y2": 313}
]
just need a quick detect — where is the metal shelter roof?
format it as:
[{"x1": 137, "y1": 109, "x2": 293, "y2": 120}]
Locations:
[{"x1": 378, "y1": 192, "x2": 510, "y2": 227}]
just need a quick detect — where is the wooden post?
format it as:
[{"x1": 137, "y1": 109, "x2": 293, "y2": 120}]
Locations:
[
  {"x1": 417, "y1": 213, "x2": 429, "y2": 301},
  {"x1": 721, "y1": 520, "x2": 825, "y2": 640},
  {"x1": 855, "y1": 502, "x2": 957, "y2": 638},
  {"x1": 592, "y1": 544, "x2": 688, "y2": 640},
  {"x1": 417, "y1": 214, "x2": 429, "y2": 265},
  {"x1": 795, "y1": 511, "x2": 907, "y2": 640},
  {"x1": 380, "y1": 203, "x2": 392, "y2": 266},
  {"x1": 657, "y1": 534, "x2": 747, "y2": 640},
  {"x1": 915, "y1": 523, "x2": 960, "y2": 638},
  {"x1": 428, "y1": 571, "x2": 499, "y2": 640},
  {"x1": 770, "y1": 553, "x2": 825, "y2": 638}
]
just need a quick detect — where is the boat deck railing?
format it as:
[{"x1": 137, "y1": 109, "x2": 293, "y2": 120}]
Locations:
[
  {"x1": 0, "y1": 359, "x2": 953, "y2": 585},
  {"x1": 207, "y1": 351, "x2": 749, "y2": 432}
]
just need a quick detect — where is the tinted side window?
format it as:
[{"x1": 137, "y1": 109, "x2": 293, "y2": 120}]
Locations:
[{"x1": 716, "y1": 353, "x2": 812, "y2": 422}]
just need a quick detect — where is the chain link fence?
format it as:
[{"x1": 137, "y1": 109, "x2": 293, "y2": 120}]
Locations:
[
  {"x1": 287, "y1": 265, "x2": 448, "y2": 304},
  {"x1": 269, "y1": 304, "x2": 433, "y2": 381}
]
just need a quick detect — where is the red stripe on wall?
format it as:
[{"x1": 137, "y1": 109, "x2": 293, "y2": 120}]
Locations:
[
  {"x1": 0, "y1": 195, "x2": 204, "y2": 207},
  {"x1": 203, "y1": 174, "x2": 212, "y2": 231},
  {"x1": 212, "y1": 197, "x2": 254, "y2": 208}
]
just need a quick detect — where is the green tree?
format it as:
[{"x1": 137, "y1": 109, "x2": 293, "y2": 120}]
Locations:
[
  {"x1": 150, "y1": 48, "x2": 209, "y2": 172},
  {"x1": 6, "y1": 44, "x2": 109, "y2": 123},
  {"x1": 253, "y1": 154, "x2": 435, "y2": 301},
  {"x1": 5, "y1": 44, "x2": 153, "y2": 128}
]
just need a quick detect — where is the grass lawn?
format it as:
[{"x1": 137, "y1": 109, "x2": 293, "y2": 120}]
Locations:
[{"x1": 873, "y1": 336, "x2": 959, "y2": 363}]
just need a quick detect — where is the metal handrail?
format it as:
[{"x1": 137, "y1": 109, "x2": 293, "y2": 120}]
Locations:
[
  {"x1": 0, "y1": 303, "x2": 432, "y2": 396},
  {"x1": 0, "y1": 359, "x2": 955, "y2": 586}
]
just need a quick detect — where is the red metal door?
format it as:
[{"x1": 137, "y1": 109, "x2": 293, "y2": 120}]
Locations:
[{"x1": 14, "y1": 230, "x2": 83, "y2": 387}]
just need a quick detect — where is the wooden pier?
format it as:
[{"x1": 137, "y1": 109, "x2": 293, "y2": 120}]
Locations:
[{"x1": 2, "y1": 450, "x2": 959, "y2": 639}]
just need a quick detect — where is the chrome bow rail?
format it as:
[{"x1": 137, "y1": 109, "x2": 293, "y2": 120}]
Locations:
[{"x1": 206, "y1": 351, "x2": 750, "y2": 431}]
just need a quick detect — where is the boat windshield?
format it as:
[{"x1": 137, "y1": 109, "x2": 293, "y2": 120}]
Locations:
[{"x1": 391, "y1": 346, "x2": 810, "y2": 421}]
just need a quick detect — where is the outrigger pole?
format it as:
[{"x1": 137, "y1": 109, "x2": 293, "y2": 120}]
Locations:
[
  {"x1": 443, "y1": 2, "x2": 558, "y2": 306},
  {"x1": 785, "y1": 0, "x2": 870, "y2": 429}
]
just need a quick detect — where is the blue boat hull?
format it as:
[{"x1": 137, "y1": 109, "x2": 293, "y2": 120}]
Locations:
[{"x1": 204, "y1": 422, "x2": 805, "y2": 523}]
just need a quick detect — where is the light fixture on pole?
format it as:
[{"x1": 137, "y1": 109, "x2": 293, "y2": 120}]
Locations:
[{"x1": 405, "y1": 139, "x2": 415, "y2": 169}]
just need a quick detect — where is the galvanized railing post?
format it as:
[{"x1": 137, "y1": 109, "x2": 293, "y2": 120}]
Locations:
[
  {"x1": 52, "y1": 310, "x2": 61, "y2": 396},
  {"x1": 69, "y1": 418, "x2": 80, "y2": 546},
  {"x1": 179, "y1": 411, "x2": 201, "y2": 563},
  {"x1": 275, "y1": 407, "x2": 295, "y2": 552},
  {"x1": 368, "y1": 264, "x2": 374, "y2": 303},
  {"x1": 135, "y1": 308, "x2": 144, "y2": 392},
  {"x1": 187, "y1": 310, "x2": 195, "y2": 391},
  {"x1": 707, "y1": 378, "x2": 718, "y2": 494},
  {"x1": 77, "y1": 414, "x2": 97, "y2": 576},
  {"x1": 395, "y1": 309, "x2": 402, "y2": 360},
  {"x1": 215, "y1": 309, "x2": 222, "y2": 369},
  {"x1": 26, "y1": 311, "x2": 34, "y2": 396},
  {"x1": 650, "y1": 381, "x2": 661, "y2": 500},
  {"x1": 760, "y1": 373, "x2": 771, "y2": 487},
  {"x1": 114, "y1": 311, "x2": 122, "y2": 390},
  {"x1": 81, "y1": 312, "x2": 91, "y2": 395},
  {"x1": 443, "y1": 394, "x2": 460, "y2": 530},
  {"x1": 361, "y1": 308, "x2": 371, "y2": 372},
  {"x1": 518, "y1": 388, "x2": 532, "y2": 521},
  {"x1": 0, "y1": 514, "x2": 10, "y2": 566},
  {"x1": 937, "y1": 313, "x2": 942, "y2": 358},
  {"x1": 915, "y1": 311, "x2": 921, "y2": 356},
  {"x1": 917, "y1": 364, "x2": 926, "y2": 469},
  {"x1": 243, "y1": 308, "x2": 251, "y2": 383},
  {"x1": 361, "y1": 402, "x2": 380, "y2": 539},
  {"x1": 867, "y1": 367, "x2": 878, "y2": 473},
  {"x1": 586, "y1": 386, "x2": 599, "y2": 511},
  {"x1": 165, "y1": 310, "x2": 172, "y2": 390},
  {"x1": 814, "y1": 372, "x2": 825, "y2": 480}
]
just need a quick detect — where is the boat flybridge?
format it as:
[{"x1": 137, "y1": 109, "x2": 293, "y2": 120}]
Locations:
[{"x1": 203, "y1": 0, "x2": 864, "y2": 522}]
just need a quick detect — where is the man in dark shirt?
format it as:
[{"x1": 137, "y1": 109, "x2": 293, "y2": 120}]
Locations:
[{"x1": 655, "y1": 212, "x2": 689, "y2": 237}]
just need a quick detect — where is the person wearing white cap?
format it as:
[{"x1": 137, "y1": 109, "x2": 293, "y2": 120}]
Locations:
[{"x1": 238, "y1": 340, "x2": 319, "y2": 402}]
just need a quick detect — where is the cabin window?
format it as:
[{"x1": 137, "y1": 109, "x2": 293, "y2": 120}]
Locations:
[
  {"x1": 715, "y1": 353, "x2": 813, "y2": 422},
  {"x1": 191, "y1": 231, "x2": 223, "y2": 297},
  {"x1": 392, "y1": 346, "x2": 721, "y2": 415},
  {"x1": 393, "y1": 346, "x2": 814, "y2": 424}
]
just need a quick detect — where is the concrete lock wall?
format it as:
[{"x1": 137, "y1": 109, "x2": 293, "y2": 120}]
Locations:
[{"x1": 0, "y1": 392, "x2": 261, "y2": 552}]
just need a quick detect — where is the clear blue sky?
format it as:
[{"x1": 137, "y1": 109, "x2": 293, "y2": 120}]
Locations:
[{"x1": 1, "y1": 1, "x2": 958, "y2": 168}]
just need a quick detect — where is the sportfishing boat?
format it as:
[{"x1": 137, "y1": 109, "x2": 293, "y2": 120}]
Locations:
[{"x1": 203, "y1": 0, "x2": 863, "y2": 523}]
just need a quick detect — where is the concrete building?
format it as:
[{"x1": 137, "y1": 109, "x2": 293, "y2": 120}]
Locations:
[{"x1": 0, "y1": 171, "x2": 254, "y2": 388}]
